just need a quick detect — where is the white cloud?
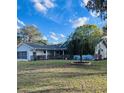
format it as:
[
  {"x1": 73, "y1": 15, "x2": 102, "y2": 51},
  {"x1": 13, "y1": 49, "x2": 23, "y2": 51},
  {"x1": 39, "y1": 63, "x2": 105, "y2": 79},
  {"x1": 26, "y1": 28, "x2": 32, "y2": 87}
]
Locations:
[
  {"x1": 71, "y1": 17, "x2": 89, "y2": 28},
  {"x1": 69, "y1": 19, "x2": 72, "y2": 22},
  {"x1": 81, "y1": 0, "x2": 91, "y2": 8},
  {"x1": 50, "y1": 32, "x2": 58, "y2": 41},
  {"x1": 31, "y1": 0, "x2": 40, "y2": 3},
  {"x1": 80, "y1": 1, "x2": 84, "y2": 8},
  {"x1": 34, "y1": 2, "x2": 47, "y2": 13},
  {"x1": 32, "y1": 24, "x2": 38, "y2": 28},
  {"x1": 17, "y1": 25, "x2": 20, "y2": 29},
  {"x1": 50, "y1": 32, "x2": 56, "y2": 36},
  {"x1": 49, "y1": 32, "x2": 66, "y2": 41},
  {"x1": 48, "y1": 32, "x2": 66, "y2": 44},
  {"x1": 42, "y1": 36, "x2": 48, "y2": 40},
  {"x1": 52, "y1": 41, "x2": 59, "y2": 44},
  {"x1": 17, "y1": 18, "x2": 25, "y2": 26},
  {"x1": 90, "y1": 11, "x2": 100, "y2": 17},
  {"x1": 50, "y1": 35, "x2": 58, "y2": 41},
  {"x1": 60, "y1": 34, "x2": 65, "y2": 38},
  {"x1": 83, "y1": 0, "x2": 89, "y2": 6},
  {"x1": 32, "y1": 0, "x2": 55, "y2": 13},
  {"x1": 44, "y1": 0, "x2": 55, "y2": 8}
]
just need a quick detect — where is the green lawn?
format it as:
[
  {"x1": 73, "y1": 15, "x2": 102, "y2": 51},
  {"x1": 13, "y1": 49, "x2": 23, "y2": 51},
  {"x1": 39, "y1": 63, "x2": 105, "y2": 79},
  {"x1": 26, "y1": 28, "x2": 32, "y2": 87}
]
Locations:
[{"x1": 17, "y1": 60, "x2": 107, "y2": 93}]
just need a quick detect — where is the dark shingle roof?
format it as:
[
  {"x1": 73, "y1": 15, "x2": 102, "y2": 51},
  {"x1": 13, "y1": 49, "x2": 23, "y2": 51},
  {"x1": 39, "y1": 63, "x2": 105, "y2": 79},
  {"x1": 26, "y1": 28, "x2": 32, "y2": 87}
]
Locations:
[
  {"x1": 25, "y1": 43, "x2": 44, "y2": 49},
  {"x1": 25, "y1": 43, "x2": 67, "y2": 50}
]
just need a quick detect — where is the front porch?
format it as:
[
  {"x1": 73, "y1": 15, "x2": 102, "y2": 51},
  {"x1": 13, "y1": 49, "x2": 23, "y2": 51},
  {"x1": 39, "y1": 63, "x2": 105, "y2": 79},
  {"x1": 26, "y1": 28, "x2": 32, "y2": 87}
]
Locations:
[{"x1": 31, "y1": 49, "x2": 68, "y2": 60}]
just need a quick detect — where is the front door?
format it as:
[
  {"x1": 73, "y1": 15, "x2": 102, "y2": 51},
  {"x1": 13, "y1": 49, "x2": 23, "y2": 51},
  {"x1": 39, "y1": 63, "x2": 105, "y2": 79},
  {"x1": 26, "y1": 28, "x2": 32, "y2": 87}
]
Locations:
[
  {"x1": 98, "y1": 50, "x2": 102, "y2": 60},
  {"x1": 33, "y1": 52, "x2": 36, "y2": 60}
]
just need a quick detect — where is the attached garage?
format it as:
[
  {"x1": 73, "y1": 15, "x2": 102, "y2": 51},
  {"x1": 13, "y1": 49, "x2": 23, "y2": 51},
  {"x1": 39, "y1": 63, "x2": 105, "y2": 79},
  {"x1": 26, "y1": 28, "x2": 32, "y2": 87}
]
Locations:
[
  {"x1": 17, "y1": 51, "x2": 27, "y2": 59},
  {"x1": 17, "y1": 43, "x2": 33, "y2": 61}
]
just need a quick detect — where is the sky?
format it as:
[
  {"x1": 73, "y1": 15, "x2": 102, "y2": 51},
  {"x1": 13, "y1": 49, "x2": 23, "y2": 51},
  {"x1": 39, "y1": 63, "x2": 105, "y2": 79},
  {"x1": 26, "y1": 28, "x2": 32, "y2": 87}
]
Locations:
[{"x1": 17, "y1": 0, "x2": 106, "y2": 44}]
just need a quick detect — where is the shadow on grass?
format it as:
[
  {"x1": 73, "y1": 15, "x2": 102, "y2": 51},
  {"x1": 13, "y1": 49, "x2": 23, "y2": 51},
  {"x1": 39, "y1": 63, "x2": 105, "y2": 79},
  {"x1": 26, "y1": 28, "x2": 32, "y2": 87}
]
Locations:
[
  {"x1": 18, "y1": 71, "x2": 106, "y2": 82},
  {"x1": 29, "y1": 87, "x2": 80, "y2": 93},
  {"x1": 18, "y1": 63, "x2": 107, "y2": 73},
  {"x1": 38, "y1": 72, "x2": 107, "y2": 79}
]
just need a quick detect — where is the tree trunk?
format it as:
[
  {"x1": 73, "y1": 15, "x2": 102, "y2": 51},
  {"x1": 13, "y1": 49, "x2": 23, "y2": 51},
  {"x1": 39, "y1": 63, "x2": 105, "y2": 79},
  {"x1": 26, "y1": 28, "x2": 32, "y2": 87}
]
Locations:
[{"x1": 80, "y1": 54, "x2": 82, "y2": 62}]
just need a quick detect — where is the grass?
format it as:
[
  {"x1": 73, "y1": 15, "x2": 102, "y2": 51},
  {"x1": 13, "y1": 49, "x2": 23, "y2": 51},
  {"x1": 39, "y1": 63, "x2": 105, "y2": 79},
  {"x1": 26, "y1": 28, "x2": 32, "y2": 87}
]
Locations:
[{"x1": 17, "y1": 60, "x2": 107, "y2": 93}]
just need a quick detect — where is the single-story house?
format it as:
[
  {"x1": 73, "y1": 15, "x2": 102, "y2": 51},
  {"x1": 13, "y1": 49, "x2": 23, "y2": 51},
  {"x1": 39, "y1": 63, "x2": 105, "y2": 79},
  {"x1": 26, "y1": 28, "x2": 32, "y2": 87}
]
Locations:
[
  {"x1": 18, "y1": 36, "x2": 107, "y2": 61},
  {"x1": 17, "y1": 43, "x2": 68, "y2": 61},
  {"x1": 95, "y1": 36, "x2": 107, "y2": 60}
]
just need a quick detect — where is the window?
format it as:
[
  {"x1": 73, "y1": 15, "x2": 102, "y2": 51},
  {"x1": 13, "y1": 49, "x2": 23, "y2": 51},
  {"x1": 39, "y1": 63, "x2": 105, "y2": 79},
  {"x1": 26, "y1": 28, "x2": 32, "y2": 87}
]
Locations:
[
  {"x1": 17, "y1": 51, "x2": 27, "y2": 59},
  {"x1": 56, "y1": 51, "x2": 59, "y2": 54},
  {"x1": 43, "y1": 51, "x2": 46, "y2": 54}
]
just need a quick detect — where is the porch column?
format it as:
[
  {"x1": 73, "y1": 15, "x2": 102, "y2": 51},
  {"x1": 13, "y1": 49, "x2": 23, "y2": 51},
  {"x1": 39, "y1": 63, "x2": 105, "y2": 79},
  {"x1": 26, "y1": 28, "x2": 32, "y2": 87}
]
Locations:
[
  {"x1": 45, "y1": 50, "x2": 48, "y2": 59},
  {"x1": 54, "y1": 50, "x2": 56, "y2": 56},
  {"x1": 62, "y1": 50, "x2": 64, "y2": 56},
  {"x1": 62, "y1": 50, "x2": 65, "y2": 59}
]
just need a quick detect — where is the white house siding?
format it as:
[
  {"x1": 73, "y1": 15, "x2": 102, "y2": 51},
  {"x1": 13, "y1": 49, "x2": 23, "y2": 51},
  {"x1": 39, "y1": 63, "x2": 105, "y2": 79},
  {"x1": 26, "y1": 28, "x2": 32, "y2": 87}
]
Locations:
[
  {"x1": 17, "y1": 44, "x2": 33, "y2": 61},
  {"x1": 28, "y1": 50, "x2": 34, "y2": 60},
  {"x1": 35, "y1": 50, "x2": 51, "y2": 59},
  {"x1": 95, "y1": 42, "x2": 107, "y2": 59},
  {"x1": 36, "y1": 51, "x2": 46, "y2": 55}
]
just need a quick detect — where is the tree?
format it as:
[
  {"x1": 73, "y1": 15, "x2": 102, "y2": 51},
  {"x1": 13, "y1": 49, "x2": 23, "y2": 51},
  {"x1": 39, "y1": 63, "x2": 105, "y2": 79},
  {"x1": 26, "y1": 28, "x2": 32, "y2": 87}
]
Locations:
[
  {"x1": 17, "y1": 36, "x2": 22, "y2": 44},
  {"x1": 85, "y1": 0, "x2": 107, "y2": 20},
  {"x1": 102, "y1": 25, "x2": 107, "y2": 35},
  {"x1": 67, "y1": 24, "x2": 103, "y2": 62},
  {"x1": 18, "y1": 25, "x2": 47, "y2": 44}
]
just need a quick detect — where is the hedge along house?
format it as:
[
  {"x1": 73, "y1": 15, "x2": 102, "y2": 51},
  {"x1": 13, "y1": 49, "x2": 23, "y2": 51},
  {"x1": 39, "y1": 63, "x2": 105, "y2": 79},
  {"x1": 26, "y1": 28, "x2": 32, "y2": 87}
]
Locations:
[{"x1": 17, "y1": 43, "x2": 68, "y2": 61}]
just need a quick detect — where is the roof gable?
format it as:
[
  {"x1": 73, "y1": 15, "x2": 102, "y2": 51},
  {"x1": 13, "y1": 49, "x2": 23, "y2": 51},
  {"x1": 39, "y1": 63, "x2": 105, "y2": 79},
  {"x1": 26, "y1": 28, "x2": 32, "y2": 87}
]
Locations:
[
  {"x1": 18, "y1": 43, "x2": 67, "y2": 50},
  {"x1": 17, "y1": 43, "x2": 33, "y2": 51}
]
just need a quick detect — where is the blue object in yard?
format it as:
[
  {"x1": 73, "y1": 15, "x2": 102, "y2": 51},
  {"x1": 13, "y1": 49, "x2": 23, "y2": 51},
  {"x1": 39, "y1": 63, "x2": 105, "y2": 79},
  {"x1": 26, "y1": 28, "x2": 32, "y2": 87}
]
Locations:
[
  {"x1": 73, "y1": 55, "x2": 80, "y2": 60},
  {"x1": 73, "y1": 55, "x2": 95, "y2": 60},
  {"x1": 82, "y1": 55, "x2": 95, "y2": 60}
]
